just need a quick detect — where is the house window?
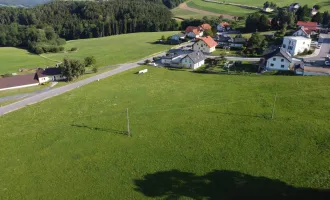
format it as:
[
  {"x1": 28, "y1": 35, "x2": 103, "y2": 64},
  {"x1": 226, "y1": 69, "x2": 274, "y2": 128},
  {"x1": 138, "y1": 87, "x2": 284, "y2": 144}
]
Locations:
[
  {"x1": 303, "y1": 42, "x2": 305, "y2": 44},
  {"x1": 273, "y1": 58, "x2": 276, "y2": 61},
  {"x1": 283, "y1": 44, "x2": 286, "y2": 48},
  {"x1": 281, "y1": 65, "x2": 284, "y2": 68},
  {"x1": 281, "y1": 59, "x2": 284, "y2": 62},
  {"x1": 270, "y1": 63, "x2": 274, "y2": 67}
]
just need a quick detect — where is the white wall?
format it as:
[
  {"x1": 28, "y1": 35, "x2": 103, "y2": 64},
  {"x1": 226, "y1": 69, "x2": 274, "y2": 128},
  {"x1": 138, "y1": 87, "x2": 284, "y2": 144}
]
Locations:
[
  {"x1": 193, "y1": 40, "x2": 215, "y2": 53},
  {"x1": 38, "y1": 75, "x2": 65, "y2": 84},
  {"x1": 282, "y1": 37, "x2": 311, "y2": 56},
  {"x1": 181, "y1": 57, "x2": 204, "y2": 69},
  {"x1": 0, "y1": 83, "x2": 39, "y2": 91},
  {"x1": 266, "y1": 56, "x2": 291, "y2": 70}
]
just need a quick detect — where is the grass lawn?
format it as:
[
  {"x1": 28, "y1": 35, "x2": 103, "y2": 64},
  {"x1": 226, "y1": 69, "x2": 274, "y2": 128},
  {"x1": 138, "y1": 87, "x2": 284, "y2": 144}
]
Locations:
[
  {"x1": 171, "y1": 7, "x2": 206, "y2": 19},
  {"x1": 187, "y1": 0, "x2": 258, "y2": 17},
  {"x1": 211, "y1": 48, "x2": 242, "y2": 56},
  {"x1": 206, "y1": 0, "x2": 330, "y2": 12},
  {"x1": 0, "y1": 47, "x2": 56, "y2": 75},
  {"x1": 1, "y1": 66, "x2": 330, "y2": 199},
  {"x1": 42, "y1": 32, "x2": 178, "y2": 68},
  {"x1": 187, "y1": 0, "x2": 330, "y2": 15},
  {"x1": 0, "y1": 85, "x2": 46, "y2": 98}
]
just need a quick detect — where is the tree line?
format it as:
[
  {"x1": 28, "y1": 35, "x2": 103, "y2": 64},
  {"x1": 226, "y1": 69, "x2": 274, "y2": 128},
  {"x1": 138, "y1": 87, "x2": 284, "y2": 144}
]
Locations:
[
  {"x1": 245, "y1": 4, "x2": 330, "y2": 33},
  {"x1": 0, "y1": 0, "x2": 178, "y2": 53}
]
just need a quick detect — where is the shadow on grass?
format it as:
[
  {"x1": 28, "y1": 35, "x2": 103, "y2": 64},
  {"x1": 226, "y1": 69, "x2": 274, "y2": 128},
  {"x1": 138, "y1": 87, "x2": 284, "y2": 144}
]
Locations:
[
  {"x1": 134, "y1": 170, "x2": 330, "y2": 200},
  {"x1": 71, "y1": 124, "x2": 128, "y2": 135}
]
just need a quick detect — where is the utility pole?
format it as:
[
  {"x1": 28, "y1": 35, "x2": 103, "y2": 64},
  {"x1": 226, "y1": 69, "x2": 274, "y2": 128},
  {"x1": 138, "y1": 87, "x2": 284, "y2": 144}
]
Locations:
[
  {"x1": 271, "y1": 93, "x2": 277, "y2": 120},
  {"x1": 126, "y1": 108, "x2": 130, "y2": 136}
]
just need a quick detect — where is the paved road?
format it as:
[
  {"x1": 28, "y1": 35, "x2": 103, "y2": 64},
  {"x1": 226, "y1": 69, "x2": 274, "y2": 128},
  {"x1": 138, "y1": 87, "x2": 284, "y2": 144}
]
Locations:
[{"x1": 304, "y1": 34, "x2": 330, "y2": 61}]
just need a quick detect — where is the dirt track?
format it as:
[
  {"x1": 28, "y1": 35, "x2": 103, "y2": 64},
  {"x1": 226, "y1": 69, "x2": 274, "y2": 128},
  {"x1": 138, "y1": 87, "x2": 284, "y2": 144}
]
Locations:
[{"x1": 178, "y1": 1, "x2": 234, "y2": 19}]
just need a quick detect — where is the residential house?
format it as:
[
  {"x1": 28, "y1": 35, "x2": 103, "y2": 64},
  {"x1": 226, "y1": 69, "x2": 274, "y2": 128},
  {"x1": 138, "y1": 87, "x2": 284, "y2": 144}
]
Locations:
[
  {"x1": 181, "y1": 51, "x2": 206, "y2": 69},
  {"x1": 281, "y1": 36, "x2": 311, "y2": 56},
  {"x1": 217, "y1": 22, "x2": 230, "y2": 32},
  {"x1": 263, "y1": 48, "x2": 293, "y2": 71},
  {"x1": 227, "y1": 37, "x2": 246, "y2": 48},
  {"x1": 0, "y1": 73, "x2": 39, "y2": 91},
  {"x1": 185, "y1": 26, "x2": 203, "y2": 38},
  {"x1": 169, "y1": 33, "x2": 186, "y2": 44},
  {"x1": 192, "y1": 36, "x2": 217, "y2": 53},
  {"x1": 289, "y1": 3, "x2": 300, "y2": 12},
  {"x1": 161, "y1": 51, "x2": 206, "y2": 69},
  {"x1": 297, "y1": 21, "x2": 318, "y2": 31},
  {"x1": 292, "y1": 27, "x2": 312, "y2": 38},
  {"x1": 311, "y1": 8, "x2": 318, "y2": 16},
  {"x1": 36, "y1": 67, "x2": 65, "y2": 84},
  {"x1": 200, "y1": 24, "x2": 212, "y2": 31}
]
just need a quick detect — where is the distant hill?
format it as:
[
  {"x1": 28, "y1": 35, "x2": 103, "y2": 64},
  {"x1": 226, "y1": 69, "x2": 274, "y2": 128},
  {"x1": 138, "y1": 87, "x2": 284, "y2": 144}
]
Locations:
[{"x1": 0, "y1": 0, "x2": 51, "y2": 7}]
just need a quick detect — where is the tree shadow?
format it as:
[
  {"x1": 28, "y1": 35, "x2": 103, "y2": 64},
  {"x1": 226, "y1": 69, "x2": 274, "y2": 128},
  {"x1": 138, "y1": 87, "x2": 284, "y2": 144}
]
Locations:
[
  {"x1": 134, "y1": 170, "x2": 330, "y2": 200},
  {"x1": 71, "y1": 124, "x2": 128, "y2": 135}
]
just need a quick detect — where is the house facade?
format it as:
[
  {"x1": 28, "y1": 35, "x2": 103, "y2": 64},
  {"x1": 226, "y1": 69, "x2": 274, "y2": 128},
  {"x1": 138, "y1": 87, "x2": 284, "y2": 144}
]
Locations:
[
  {"x1": 37, "y1": 67, "x2": 65, "y2": 84},
  {"x1": 289, "y1": 3, "x2": 300, "y2": 12},
  {"x1": 264, "y1": 48, "x2": 292, "y2": 71},
  {"x1": 192, "y1": 36, "x2": 217, "y2": 53},
  {"x1": 281, "y1": 36, "x2": 311, "y2": 56},
  {"x1": 181, "y1": 51, "x2": 206, "y2": 69},
  {"x1": 292, "y1": 27, "x2": 311, "y2": 38}
]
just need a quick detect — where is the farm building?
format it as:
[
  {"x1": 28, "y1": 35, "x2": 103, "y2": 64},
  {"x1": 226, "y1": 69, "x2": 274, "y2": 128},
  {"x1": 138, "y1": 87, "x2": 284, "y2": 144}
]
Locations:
[{"x1": 37, "y1": 67, "x2": 65, "y2": 84}]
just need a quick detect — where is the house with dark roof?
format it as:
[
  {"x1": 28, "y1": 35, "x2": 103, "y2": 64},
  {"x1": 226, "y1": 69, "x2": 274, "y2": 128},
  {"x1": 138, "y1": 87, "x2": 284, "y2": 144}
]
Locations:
[
  {"x1": 0, "y1": 73, "x2": 39, "y2": 91},
  {"x1": 36, "y1": 67, "x2": 65, "y2": 84},
  {"x1": 0, "y1": 67, "x2": 65, "y2": 91},
  {"x1": 192, "y1": 36, "x2": 217, "y2": 53},
  {"x1": 160, "y1": 50, "x2": 206, "y2": 69},
  {"x1": 289, "y1": 3, "x2": 300, "y2": 12},
  {"x1": 263, "y1": 48, "x2": 293, "y2": 71},
  {"x1": 181, "y1": 51, "x2": 206, "y2": 69}
]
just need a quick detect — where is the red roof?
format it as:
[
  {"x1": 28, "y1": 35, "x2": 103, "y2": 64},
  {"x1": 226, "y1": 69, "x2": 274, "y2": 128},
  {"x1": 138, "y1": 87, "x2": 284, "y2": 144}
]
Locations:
[
  {"x1": 200, "y1": 24, "x2": 211, "y2": 30},
  {"x1": 297, "y1": 21, "x2": 318, "y2": 30},
  {"x1": 198, "y1": 36, "x2": 217, "y2": 48},
  {"x1": 185, "y1": 26, "x2": 201, "y2": 35},
  {"x1": 220, "y1": 22, "x2": 230, "y2": 27},
  {"x1": 0, "y1": 73, "x2": 38, "y2": 90}
]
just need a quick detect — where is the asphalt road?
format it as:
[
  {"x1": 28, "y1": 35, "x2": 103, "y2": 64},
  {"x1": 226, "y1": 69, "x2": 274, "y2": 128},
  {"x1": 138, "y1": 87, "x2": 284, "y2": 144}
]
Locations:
[{"x1": 304, "y1": 34, "x2": 330, "y2": 61}]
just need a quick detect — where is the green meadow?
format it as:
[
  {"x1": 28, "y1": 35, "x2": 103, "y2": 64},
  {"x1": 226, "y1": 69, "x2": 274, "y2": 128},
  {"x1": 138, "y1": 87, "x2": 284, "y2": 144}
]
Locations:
[
  {"x1": 0, "y1": 47, "x2": 56, "y2": 75},
  {"x1": 1, "y1": 66, "x2": 330, "y2": 199},
  {"x1": 42, "y1": 32, "x2": 177, "y2": 68}
]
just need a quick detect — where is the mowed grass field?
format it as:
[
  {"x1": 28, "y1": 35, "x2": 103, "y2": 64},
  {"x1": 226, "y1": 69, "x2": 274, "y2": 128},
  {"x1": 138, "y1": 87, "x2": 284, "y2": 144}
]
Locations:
[
  {"x1": 1, "y1": 66, "x2": 330, "y2": 199},
  {"x1": 187, "y1": 0, "x2": 330, "y2": 15},
  {"x1": 0, "y1": 47, "x2": 56, "y2": 74},
  {"x1": 42, "y1": 32, "x2": 177, "y2": 68},
  {"x1": 172, "y1": 7, "x2": 206, "y2": 19}
]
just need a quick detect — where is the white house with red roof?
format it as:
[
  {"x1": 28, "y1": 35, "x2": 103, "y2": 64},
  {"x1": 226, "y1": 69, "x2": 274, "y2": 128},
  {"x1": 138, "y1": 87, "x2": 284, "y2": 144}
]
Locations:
[
  {"x1": 192, "y1": 36, "x2": 217, "y2": 53},
  {"x1": 292, "y1": 27, "x2": 317, "y2": 38},
  {"x1": 185, "y1": 26, "x2": 203, "y2": 38}
]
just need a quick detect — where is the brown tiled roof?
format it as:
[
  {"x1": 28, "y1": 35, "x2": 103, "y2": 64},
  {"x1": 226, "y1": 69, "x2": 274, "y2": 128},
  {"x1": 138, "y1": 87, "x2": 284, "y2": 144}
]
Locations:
[
  {"x1": 0, "y1": 73, "x2": 38, "y2": 90},
  {"x1": 220, "y1": 22, "x2": 230, "y2": 27},
  {"x1": 297, "y1": 21, "x2": 318, "y2": 30},
  {"x1": 200, "y1": 24, "x2": 211, "y2": 30},
  {"x1": 198, "y1": 36, "x2": 217, "y2": 48}
]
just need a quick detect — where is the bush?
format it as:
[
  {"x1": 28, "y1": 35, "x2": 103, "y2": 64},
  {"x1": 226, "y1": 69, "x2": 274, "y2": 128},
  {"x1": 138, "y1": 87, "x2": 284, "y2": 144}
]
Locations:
[
  {"x1": 56, "y1": 38, "x2": 66, "y2": 46},
  {"x1": 71, "y1": 47, "x2": 78, "y2": 51},
  {"x1": 59, "y1": 46, "x2": 65, "y2": 51},
  {"x1": 144, "y1": 59, "x2": 151, "y2": 64},
  {"x1": 2, "y1": 73, "x2": 13, "y2": 78}
]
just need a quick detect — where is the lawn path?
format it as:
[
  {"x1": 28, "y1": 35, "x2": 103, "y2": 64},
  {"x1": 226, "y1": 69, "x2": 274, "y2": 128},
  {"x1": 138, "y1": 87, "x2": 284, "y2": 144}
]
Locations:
[{"x1": 178, "y1": 0, "x2": 234, "y2": 19}]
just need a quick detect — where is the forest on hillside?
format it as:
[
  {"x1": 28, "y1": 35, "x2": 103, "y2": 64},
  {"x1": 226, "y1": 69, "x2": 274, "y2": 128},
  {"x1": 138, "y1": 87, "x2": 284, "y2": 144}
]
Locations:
[{"x1": 0, "y1": 0, "x2": 180, "y2": 54}]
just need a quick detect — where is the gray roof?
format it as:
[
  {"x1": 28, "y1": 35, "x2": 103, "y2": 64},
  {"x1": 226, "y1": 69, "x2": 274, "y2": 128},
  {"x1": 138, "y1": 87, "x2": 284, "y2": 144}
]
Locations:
[
  {"x1": 182, "y1": 51, "x2": 206, "y2": 64},
  {"x1": 264, "y1": 48, "x2": 292, "y2": 63}
]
